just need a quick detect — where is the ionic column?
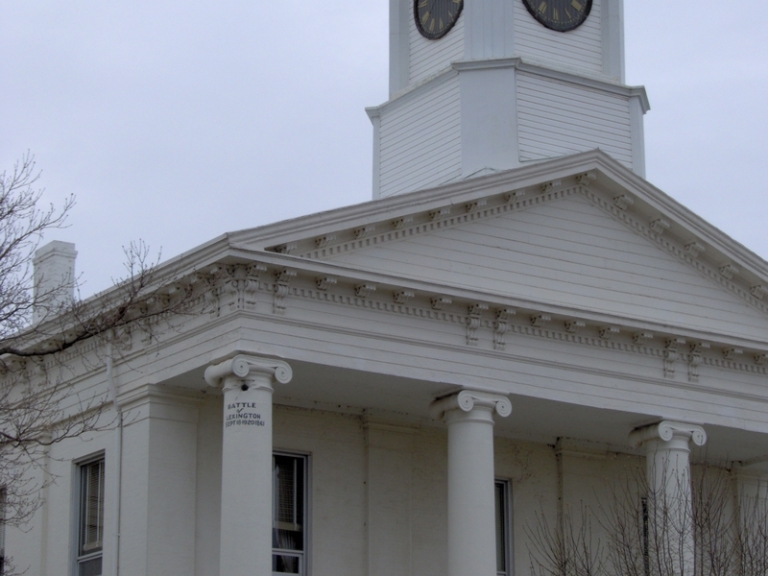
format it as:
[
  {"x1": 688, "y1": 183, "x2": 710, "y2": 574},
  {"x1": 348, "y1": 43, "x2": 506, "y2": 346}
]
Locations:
[
  {"x1": 430, "y1": 390, "x2": 512, "y2": 576},
  {"x1": 629, "y1": 420, "x2": 707, "y2": 576},
  {"x1": 205, "y1": 355, "x2": 292, "y2": 576}
]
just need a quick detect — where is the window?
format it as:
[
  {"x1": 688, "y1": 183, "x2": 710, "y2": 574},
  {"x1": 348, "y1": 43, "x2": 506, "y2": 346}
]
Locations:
[
  {"x1": 272, "y1": 453, "x2": 308, "y2": 575},
  {"x1": 76, "y1": 457, "x2": 105, "y2": 576},
  {"x1": 495, "y1": 479, "x2": 512, "y2": 576},
  {"x1": 0, "y1": 488, "x2": 6, "y2": 576},
  {"x1": 641, "y1": 497, "x2": 650, "y2": 576}
]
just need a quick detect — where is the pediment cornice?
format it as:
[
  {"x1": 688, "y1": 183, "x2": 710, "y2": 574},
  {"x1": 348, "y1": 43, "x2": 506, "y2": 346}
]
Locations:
[
  {"x1": 225, "y1": 152, "x2": 767, "y2": 290},
  {"x1": 238, "y1": 155, "x2": 768, "y2": 325}
]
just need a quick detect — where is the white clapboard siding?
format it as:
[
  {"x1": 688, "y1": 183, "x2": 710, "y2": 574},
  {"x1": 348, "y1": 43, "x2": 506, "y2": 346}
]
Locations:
[
  {"x1": 513, "y1": 0, "x2": 603, "y2": 76},
  {"x1": 318, "y1": 194, "x2": 768, "y2": 341},
  {"x1": 409, "y1": 10, "x2": 465, "y2": 84},
  {"x1": 517, "y1": 71, "x2": 633, "y2": 168},
  {"x1": 379, "y1": 75, "x2": 462, "y2": 197}
]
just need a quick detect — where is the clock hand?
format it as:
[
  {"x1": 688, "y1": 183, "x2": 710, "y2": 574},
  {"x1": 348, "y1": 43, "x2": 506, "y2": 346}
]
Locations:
[{"x1": 428, "y1": 0, "x2": 437, "y2": 18}]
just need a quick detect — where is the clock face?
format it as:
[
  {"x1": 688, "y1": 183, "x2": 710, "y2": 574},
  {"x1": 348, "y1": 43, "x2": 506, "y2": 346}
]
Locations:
[
  {"x1": 414, "y1": 0, "x2": 464, "y2": 40},
  {"x1": 521, "y1": 0, "x2": 592, "y2": 32}
]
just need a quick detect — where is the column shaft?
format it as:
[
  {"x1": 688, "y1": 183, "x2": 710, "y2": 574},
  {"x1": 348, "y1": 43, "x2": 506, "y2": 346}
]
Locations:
[
  {"x1": 446, "y1": 407, "x2": 497, "y2": 576},
  {"x1": 431, "y1": 389, "x2": 512, "y2": 576},
  {"x1": 220, "y1": 382, "x2": 274, "y2": 575},
  {"x1": 630, "y1": 421, "x2": 707, "y2": 576},
  {"x1": 205, "y1": 355, "x2": 292, "y2": 576}
]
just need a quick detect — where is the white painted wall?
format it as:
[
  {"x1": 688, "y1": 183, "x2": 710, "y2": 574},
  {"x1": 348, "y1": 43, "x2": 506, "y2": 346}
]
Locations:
[
  {"x1": 377, "y1": 72, "x2": 462, "y2": 198},
  {"x1": 194, "y1": 396, "x2": 223, "y2": 576},
  {"x1": 8, "y1": 385, "x2": 768, "y2": 576},
  {"x1": 21, "y1": 422, "x2": 115, "y2": 576},
  {"x1": 513, "y1": 0, "x2": 604, "y2": 76},
  {"x1": 408, "y1": 7, "x2": 464, "y2": 85},
  {"x1": 517, "y1": 71, "x2": 633, "y2": 168}
]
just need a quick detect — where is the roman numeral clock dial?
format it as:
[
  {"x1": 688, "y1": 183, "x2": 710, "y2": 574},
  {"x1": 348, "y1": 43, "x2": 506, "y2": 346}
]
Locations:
[
  {"x1": 521, "y1": 0, "x2": 592, "y2": 32},
  {"x1": 414, "y1": 0, "x2": 463, "y2": 40}
]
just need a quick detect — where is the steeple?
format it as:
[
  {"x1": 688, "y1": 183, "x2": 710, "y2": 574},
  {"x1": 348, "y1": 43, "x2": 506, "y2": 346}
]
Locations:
[{"x1": 367, "y1": 0, "x2": 648, "y2": 199}]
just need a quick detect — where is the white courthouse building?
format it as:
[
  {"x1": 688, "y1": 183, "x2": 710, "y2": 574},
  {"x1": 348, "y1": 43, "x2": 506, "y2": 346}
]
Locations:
[{"x1": 8, "y1": 1, "x2": 768, "y2": 575}]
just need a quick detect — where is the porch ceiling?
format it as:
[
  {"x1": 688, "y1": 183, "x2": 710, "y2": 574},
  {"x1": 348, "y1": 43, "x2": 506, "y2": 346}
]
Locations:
[{"x1": 278, "y1": 361, "x2": 768, "y2": 468}]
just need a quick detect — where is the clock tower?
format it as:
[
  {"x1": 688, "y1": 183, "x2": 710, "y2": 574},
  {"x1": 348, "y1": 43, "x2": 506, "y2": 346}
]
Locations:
[{"x1": 367, "y1": 0, "x2": 648, "y2": 199}]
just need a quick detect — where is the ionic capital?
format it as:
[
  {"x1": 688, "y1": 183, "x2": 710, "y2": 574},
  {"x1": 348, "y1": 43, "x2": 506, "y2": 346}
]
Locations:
[
  {"x1": 204, "y1": 354, "x2": 292, "y2": 393},
  {"x1": 629, "y1": 420, "x2": 707, "y2": 449},
  {"x1": 430, "y1": 389, "x2": 512, "y2": 421}
]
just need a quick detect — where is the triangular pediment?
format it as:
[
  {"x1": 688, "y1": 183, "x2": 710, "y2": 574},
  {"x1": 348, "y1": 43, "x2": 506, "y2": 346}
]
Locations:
[
  {"x1": 228, "y1": 151, "x2": 768, "y2": 345},
  {"x1": 310, "y1": 187, "x2": 768, "y2": 342}
]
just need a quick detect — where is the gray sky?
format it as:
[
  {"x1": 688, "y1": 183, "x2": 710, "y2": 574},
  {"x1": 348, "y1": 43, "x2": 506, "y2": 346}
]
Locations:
[{"x1": 1, "y1": 1, "x2": 767, "y2": 295}]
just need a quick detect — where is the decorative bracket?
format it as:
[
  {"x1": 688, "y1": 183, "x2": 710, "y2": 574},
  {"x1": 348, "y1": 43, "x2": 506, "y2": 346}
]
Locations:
[
  {"x1": 530, "y1": 314, "x2": 551, "y2": 328},
  {"x1": 751, "y1": 285, "x2": 767, "y2": 300},
  {"x1": 649, "y1": 218, "x2": 670, "y2": 234},
  {"x1": 392, "y1": 216, "x2": 413, "y2": 229},
  {"x1": 541, "y1": 180, "x2": 561, "y2": 194},
  {"x1": 633, "y1": 332, "x2": 653, "y2": 345},
  {"x1": 354, "y1": 226, "x2": 375, "y2": 239},
  {"x1": 315, "y1": 235, "x2": 336, "y2": 249},
  {"x1": 354, "y1": 283, "x2": 376, "y2": 298},
  {"x1": 722, "y1": 348, "x2": 743, "y2": 361},
  {"x1": 315, "y1": 276, "x2": 337, "y2": 291},
  {"x1": 393, "y1": 290, "x2": 414, "y2": 304},
  {"x1": 687, "y1": 342, "x2": 709, "y2": 383},
  {"x1": 576, "y1": 171, "x2": 597, "y2": 185},
  {"x1": 466, "y1": 304, "x2": 489, "y2": 346},
  {"x1": 664, "y1": 338, "x2": 685, "y2": 379},
  {"x1": 274, "y1": 268, "x2": 296, "y2": 314},
  {"x1": 504, "y1": 190, "x2": 525, "y2": 203},
  {"x1": 685, "y1": 241, "x2": 705, "y2": 258},
  {"x1": 599, "y1": 326, "x2": 620, "y2": 340},
  {"x1": 429, "y1": 207, "x2": 451, "y2": 222},
  {"x1": 613, "y1": 195, "x2": 634, "y2": 211},
  {"x1": 465, "y1": 199, "x2": 487, "y2": 213},
  {"x1": 564, "y1": 320, "x2": 585, "y2": 334},
  {"x1": 719, "y1": 264, "x2": 739, "y2": 280},
  {"x1": 430, "y1": 296, "x2": 452, "y2": 310},
  {"x1": 221, "y1": 263, "x2": 267, "y2": 314},
  {"x1": 494, "y1": 308, "x2": 515, "y2": 350}
]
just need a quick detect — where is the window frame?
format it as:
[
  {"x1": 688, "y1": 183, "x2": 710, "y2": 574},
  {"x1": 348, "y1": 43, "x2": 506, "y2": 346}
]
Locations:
[
  {"x1": 272, "y1": 450, "x2": 311, "y2": 576},
  {"x1": 495, "y1": 478, "x2": 513, "y2": 576},
  {"x1": 71, "y1": 453, "x2": 105, "y2": 576}
]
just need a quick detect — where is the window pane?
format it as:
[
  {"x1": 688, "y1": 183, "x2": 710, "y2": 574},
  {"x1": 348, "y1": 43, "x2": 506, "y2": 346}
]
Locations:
[
  {"x1": 0, "y1": 488, "x2": 5, "y2": 576},
  {"x1": 80, "y1": 459, "x2": 105, "y2": 555},
  {"x1": 78, "y1": 556, "x2": 102, "y2": 576},
  {"x1": 273, "y1": 454, "x2": 306, "y2": 575},
  {"x1": 272, "y1": 553, "x2": 301, "y2": 574},
  {"x1": 495, "y1": 481, "x2": 508, "y2": 575},
  {"x1": 273, "y1": 455, "x2": 304, "y2": 551}
]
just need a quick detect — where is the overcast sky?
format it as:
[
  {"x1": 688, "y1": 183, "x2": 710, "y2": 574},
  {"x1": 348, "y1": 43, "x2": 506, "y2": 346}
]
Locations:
[{"x1": 1, "y1": 1, "x2": 767, "y2": 295}]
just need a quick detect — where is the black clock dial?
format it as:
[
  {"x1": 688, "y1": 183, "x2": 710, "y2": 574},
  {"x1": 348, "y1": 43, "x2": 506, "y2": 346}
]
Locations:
[
  {"x1": 521, "y1": 0, "x2": 592, "y2": 32},
  {"x1": 414, "y1": 0, "x2": 463, "y2": 40}
]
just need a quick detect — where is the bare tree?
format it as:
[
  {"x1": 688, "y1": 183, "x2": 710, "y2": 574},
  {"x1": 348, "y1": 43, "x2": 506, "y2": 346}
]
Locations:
[
  {"x1": 0, "y1": 152, "x2": 74, "y2": 341},
  {"x1": 0, "y1": 154, "x2": 197, "y2": 571},
  {"x1": 527, "y1": 464, "x2": 768, "y2": 576}
]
